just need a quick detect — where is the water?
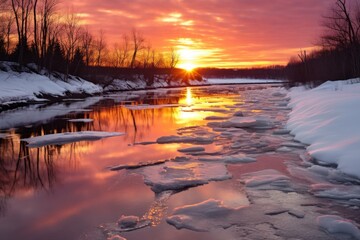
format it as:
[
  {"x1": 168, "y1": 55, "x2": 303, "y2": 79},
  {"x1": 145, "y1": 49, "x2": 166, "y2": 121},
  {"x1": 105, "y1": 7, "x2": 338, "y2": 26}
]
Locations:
[{"x1": 0, "y1": 84, "x2": 358, "y2": 240}]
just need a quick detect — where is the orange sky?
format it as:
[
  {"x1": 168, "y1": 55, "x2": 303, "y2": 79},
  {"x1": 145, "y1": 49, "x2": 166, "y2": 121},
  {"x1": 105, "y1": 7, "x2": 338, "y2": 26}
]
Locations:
[{"x1": 60, "y1": 0, "x2": 332, "y2": 69}]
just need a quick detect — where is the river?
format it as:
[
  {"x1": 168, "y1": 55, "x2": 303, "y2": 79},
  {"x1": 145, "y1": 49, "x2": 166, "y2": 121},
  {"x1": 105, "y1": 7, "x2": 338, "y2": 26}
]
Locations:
[{"x1": 0, "y1": 84, "x2": 358, "y2": 240}]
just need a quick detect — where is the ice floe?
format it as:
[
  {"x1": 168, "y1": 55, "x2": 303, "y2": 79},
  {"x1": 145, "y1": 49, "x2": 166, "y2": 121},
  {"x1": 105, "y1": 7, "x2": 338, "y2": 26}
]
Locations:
[
  {"x1": 166, "y1": 199, "x2": 236, "y2": 232},
  {"x1": 156, "y1": 135, "x2": 214, "y2": 144},
  {"x1": 317, "y1": 215, "x2": 360, "y2": 239},
  {"x1": 110, "y1": 159, "x2": 168, "y2": 171},
  {"x1": 220, "y1": 116, "x2": 274, "y2": 129},
  {"x1": 133, "y1": 161, "x2": 231, "y2": 193},
  {"x1": 21, "y1": 131, "x2": 124, "y2": 148},
  {"x1": 240, "y1": 169, "x2": 292, "y2": 191},
  {"x1": 198, "y1": 153, "x2": 256, "y2": 164},
  {"x1": 177, "y1": 146, "x2": 205, "y2": 153}
]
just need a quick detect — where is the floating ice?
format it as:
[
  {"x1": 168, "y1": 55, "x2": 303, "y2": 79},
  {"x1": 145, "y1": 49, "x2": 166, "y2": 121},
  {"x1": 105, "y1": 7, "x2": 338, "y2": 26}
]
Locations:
[
  {"x1": 310, "y1": 183, "x2": 360, "y2": 201},
  {"x1": 204, "y1": 116, "x2": 230, "y2": 121},
  {"x1": 68, "y1": 118, "x2": 93, "y2": 123},
  {"x1": 273, "y1": 129, "x2": 291, "y2": 135},
  {"x1": 178, "y1": 146, "x2": 205, "y2": 153},
  {"x1": 166, "y1": 199, "x2": 236, "y2": 232},
  {"x1": 22, "y1": 131, "x2": 124, "y2": 148},
  {"x1": 221, "y1": 116, "x2": 274, "y2": 129},
  {"x1": 317, "y1": 215, "x2": 360, "y2": 239},
  {"x1": 157, "y1": 135, "x2": 214, "y2": 145},
  {"x1": 240, "y1": 169, "x2": 292, "y2": 191},
  {"x1": 199, "y1": 154, "x2": 256, "y2": 164},
  {"x1": 134, "y1": 161, "x2": 231, "y2": 193},
  {"x1": 110, "y1": 159, "x2": 168, "y2": 171}
]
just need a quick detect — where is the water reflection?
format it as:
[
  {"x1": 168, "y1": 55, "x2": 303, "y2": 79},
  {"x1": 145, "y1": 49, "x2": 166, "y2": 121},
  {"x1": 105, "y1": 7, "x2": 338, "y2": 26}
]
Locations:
[{"x1": 0, "y1": 85, "x2": 275, "y2": 240}]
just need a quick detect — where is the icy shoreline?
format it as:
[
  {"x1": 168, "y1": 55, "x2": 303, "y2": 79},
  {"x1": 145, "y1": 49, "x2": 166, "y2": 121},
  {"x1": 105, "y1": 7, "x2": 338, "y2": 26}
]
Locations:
[
  {"x1": 0, "y1": 62, "x2": 283, "y2": 111},
  {"x1": 287, "y1": 79, "x2": 360, "y2": 179}
]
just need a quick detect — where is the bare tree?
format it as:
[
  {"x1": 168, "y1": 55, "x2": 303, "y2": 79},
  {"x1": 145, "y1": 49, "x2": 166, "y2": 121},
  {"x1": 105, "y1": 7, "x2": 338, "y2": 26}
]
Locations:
[
  {"x1": 11, "y1": 0, "x2": 34, "y2": 64},
  {"x1": 112, "y1": 34, "x2": 130, "y2": 67},
  {"x1": 129, "y1": 29, "x2": 145, "y2": 68},
  {"x1": 61, "y1": 11, "x2": 83, "y2": 76},
  {"x1": 94, "y1": 29, "x2": 106, "y2": 66},
  {"x1": 81, "y1": 27, "x2": 93, "y2": 67},
  {"x1": 167, "y1": 48, "x2": 179, "y2": 69}
]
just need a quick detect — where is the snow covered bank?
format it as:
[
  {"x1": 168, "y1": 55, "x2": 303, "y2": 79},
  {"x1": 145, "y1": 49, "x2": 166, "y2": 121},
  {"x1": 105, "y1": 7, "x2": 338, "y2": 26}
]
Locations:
[
  {"x1": 287, "y1": 79, "x2": 360, "y2": 179},
  {"x1": 0, "y1": 62, "x2": 102, "y2": 107}
]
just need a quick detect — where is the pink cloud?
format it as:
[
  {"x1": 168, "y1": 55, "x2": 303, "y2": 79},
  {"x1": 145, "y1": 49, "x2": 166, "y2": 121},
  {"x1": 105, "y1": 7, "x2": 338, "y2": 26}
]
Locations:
[{"x1": 60, "y1": 0, "x2": 333, "y2": 67}]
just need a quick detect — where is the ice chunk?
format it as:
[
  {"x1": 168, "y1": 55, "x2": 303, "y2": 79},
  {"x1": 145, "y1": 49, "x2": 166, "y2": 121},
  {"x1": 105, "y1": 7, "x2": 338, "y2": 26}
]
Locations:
[
  {"x1": 134, "y1": 161, "x2": 231, "y2": 193},
  {"x1": 198, "y1": 154, "x2": 256, "y2": 164},
  {"x1": 68, "y1": 118, "x2": 93, "y2": 123},
  {"x1": 221, "y1": 116, "x2": 274, "y2": 129},
  {"x1": 110, "y1": 159, "x2": 168, "y2": 171},
  {"x1": 166, "y1": 199, "x2": 235, "y2": 232},
  {"x1": 310, "y1": 183, "x2": 360, "y2": 201},
  {"x1": 240, "y1": 169, "x2": 292, "y2": 191},
  {"x1": 156, "y1": 135, "x2": 214, "y2": 144},
  {"x1": 204, "y1": 116, "x2": 229, "y2": 121},
  {"x1": 22, "y1": 131, "x2": 124, "y2": 148},
  {"x1": 178, "y1": 146, "x2": 205, "y2": 153},
  {"x1": 107, "y1": 235, "x2": 127, "y2": 240},
  {"x1": 317, "y1": 215, "x2": 360, "y2": 239},
  {"x1": 117, "y1": 215, "x2": 139, "y2": 228}
]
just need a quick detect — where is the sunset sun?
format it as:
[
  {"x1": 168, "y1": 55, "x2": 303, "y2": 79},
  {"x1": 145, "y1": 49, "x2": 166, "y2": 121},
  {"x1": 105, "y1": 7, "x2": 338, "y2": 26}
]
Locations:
[{"x1": 178, "y1": 48, "x2": 198, "y2": 71}]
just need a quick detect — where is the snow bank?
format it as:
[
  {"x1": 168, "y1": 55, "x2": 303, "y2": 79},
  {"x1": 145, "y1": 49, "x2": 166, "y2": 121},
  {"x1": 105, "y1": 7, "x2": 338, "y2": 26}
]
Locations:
[
  {"x1": 22, "y1": 131, "x2": 124, "y2": 148},
  {"x1": 287, "y1": 79, "x2": 360, "y2": 179},
  {"x1": 0, "y1": 62, "x2": 102, "y2": 105}
]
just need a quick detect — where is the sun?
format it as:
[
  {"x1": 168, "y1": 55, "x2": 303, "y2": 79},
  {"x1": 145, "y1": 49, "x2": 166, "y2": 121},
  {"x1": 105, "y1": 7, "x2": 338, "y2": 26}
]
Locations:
[
  {"x1": 180, "y1": 62, "x2": 196, "y2": 72},
  {"x1": 178, "y1": 48, "x2": 198, "y2": 71}
]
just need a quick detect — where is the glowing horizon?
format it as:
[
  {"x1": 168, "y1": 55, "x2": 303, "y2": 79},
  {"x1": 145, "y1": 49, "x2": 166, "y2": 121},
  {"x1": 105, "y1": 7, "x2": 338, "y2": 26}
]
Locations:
[{"x1": 60, "y1": 0, "x2": 332, "y2": 69}]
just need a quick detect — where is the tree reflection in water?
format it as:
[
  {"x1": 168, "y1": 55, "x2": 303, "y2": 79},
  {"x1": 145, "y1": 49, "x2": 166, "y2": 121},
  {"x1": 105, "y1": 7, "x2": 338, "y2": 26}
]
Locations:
[{"x1": 0, "y1": 90, "x2": 182, "y2": 215}]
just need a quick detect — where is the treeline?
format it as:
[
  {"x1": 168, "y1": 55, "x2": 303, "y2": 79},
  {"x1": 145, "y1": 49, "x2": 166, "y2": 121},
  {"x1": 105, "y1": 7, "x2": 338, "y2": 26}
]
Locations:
[
  {"x1": 197, "y1": 66, "x2": 286, "y2": 80},
  {"x1": 286, "y1": 0, "x2": 360, "y2": 86},
  {"x1": 0, "y1": 0, "x2": 180, "y2": 79}
]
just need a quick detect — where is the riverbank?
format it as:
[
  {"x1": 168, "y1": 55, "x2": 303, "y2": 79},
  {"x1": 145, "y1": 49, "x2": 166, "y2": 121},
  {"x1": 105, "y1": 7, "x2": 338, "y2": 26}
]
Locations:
[
  {"x1": 287, "y1": 79, "x2": 360, "y2": 179},
  {"x1": 0, "y1": 62, "x2": 283, "y2": 112}
]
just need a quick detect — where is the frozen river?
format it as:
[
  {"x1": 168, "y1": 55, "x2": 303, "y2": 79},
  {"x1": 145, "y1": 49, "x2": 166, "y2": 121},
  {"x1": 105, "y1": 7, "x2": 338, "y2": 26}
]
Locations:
[{"x1": 0, "y1": 84, "x2": 359, "y2": 240}]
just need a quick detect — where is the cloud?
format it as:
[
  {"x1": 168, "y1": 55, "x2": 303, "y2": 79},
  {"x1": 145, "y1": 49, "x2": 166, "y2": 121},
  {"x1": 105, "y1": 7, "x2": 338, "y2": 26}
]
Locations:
[{"x1": 60, "y1": 0, "x2": 332, "y2": 67}]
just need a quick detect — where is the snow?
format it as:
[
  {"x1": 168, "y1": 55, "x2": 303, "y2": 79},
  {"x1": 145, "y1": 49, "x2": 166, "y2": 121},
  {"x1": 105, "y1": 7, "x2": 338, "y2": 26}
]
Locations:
[
  {"x1": 287, "y1": 79, "x2": 360, "y2": 179},
  {"x1": 133, "y1": 161, "x2": 231, "y2": 193},
  {"x1": 0, "y1": 62, "x2": 102, "y2": 105},
  {"x1": 21, "y1": 131, "x2": 124, "y2": 148},
  {"x1": 317, "y1": 215, "x2": 360, "y2": 239}
]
